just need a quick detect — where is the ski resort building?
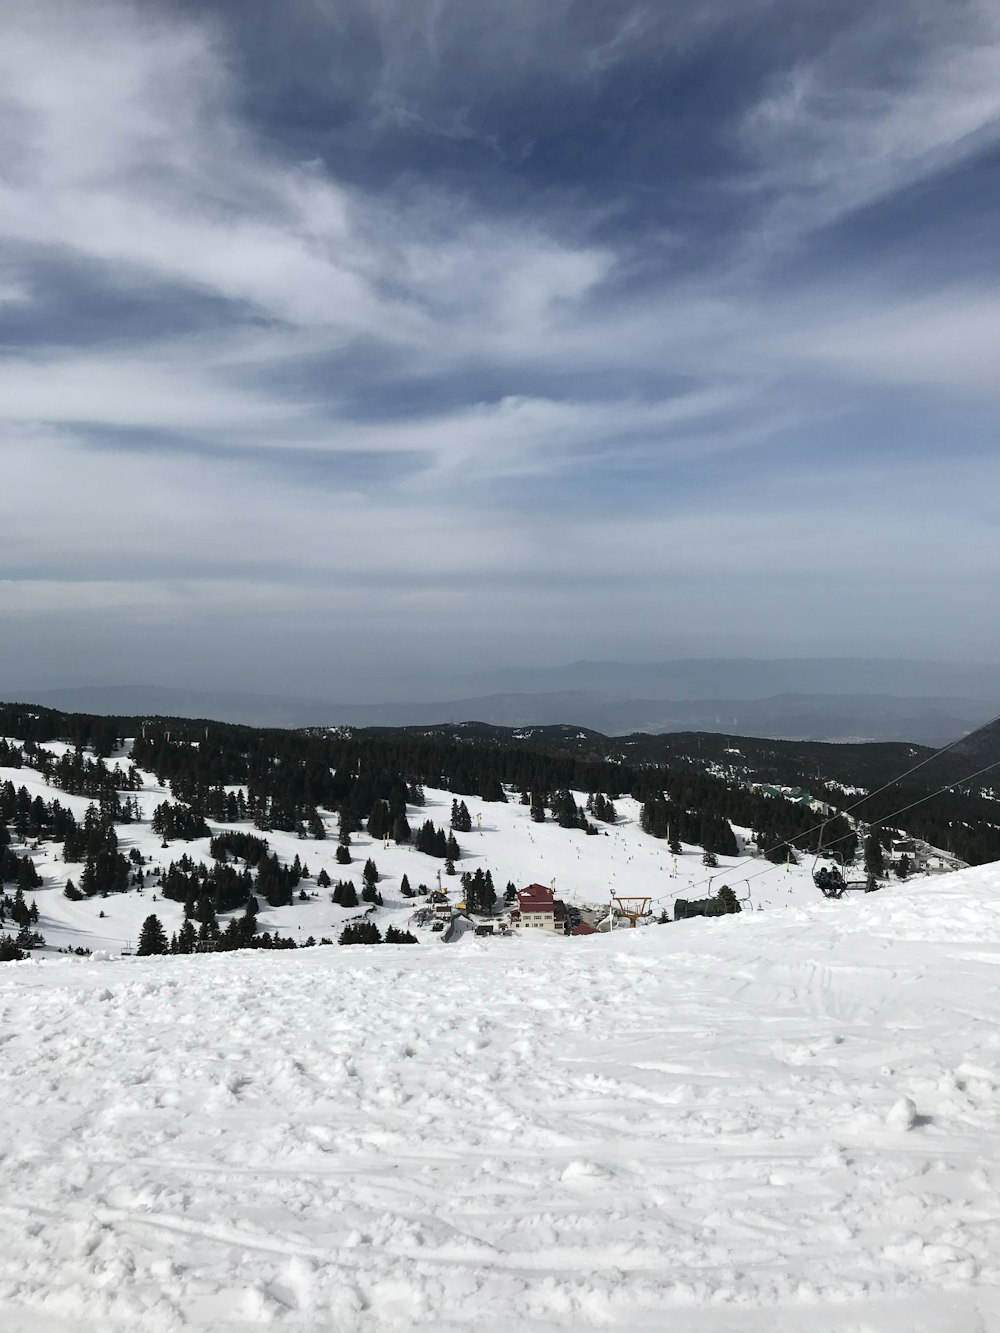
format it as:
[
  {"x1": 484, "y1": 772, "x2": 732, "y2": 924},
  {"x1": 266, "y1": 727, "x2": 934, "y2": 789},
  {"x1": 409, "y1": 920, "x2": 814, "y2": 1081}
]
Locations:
[
  {"x1": 754, "y1": 784, "x2": 833, "y2": 815},
  {"x1": 514, "y1": 884, "x2": 568, "y2": 934}
]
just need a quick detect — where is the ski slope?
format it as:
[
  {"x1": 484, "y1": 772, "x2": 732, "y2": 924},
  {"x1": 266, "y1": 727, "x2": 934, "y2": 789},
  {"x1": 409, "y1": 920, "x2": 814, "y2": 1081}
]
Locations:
[
  {"x1": 0, "y1": 865, "x2": 999, "y2": 1331},
  {"x1": 3, "y1": 739, "x2": 844, "y2": 956}
]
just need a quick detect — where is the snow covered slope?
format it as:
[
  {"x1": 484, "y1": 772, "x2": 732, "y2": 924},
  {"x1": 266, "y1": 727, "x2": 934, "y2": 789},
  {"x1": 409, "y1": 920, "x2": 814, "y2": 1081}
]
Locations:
[
  {"x1": 0, "y1": 865, "x2": 999, "y2": 1331},
  {"x1": 4, "y1": 739, "x2": 844, "y2": 956}
]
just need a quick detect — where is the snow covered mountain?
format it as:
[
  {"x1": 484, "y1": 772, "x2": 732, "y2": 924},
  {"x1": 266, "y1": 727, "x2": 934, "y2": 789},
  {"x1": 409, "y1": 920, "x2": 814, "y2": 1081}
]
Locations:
[{"x1": 2, "y1": 733, "x2": 837, "y2": 957}]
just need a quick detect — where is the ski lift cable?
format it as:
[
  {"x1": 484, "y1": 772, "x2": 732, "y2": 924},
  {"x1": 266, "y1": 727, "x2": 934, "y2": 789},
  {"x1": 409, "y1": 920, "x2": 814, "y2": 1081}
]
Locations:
[
  {"x1": 647, "y1": 746, "x2": 1000, "y2": 909},
  {"x1": 707, "y1": 706, "x2": 1000, "y2": 891},
  {"x1": 794, "y1": 753, "x2": 1000, "y2": 860},
  {"x1": 647, "y1": 707, "x2": 1000, "y2": 900}
]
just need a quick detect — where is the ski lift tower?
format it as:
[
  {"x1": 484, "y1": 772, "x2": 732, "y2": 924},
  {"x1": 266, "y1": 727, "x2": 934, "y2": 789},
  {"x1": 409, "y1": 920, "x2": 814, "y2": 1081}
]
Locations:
[{"x1": 611, "y1": 895, "x2": 652, "y2": 928}]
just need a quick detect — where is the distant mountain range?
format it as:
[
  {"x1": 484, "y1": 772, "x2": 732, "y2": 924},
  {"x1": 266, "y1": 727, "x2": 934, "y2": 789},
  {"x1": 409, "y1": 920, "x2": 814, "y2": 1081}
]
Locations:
[
  {"x1": 5, "y1": 658, "x2": 999, "y2": 747},
  {"x1": 369, "y1": 657, "x2": 1000, "y2": 705}
]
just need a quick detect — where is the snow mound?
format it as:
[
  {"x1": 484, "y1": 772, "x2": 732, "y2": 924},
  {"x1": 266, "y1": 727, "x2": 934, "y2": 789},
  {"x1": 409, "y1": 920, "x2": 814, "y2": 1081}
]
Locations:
[{"x1": 886, "y1": 1095, "x2": 919, "y2": 1131}]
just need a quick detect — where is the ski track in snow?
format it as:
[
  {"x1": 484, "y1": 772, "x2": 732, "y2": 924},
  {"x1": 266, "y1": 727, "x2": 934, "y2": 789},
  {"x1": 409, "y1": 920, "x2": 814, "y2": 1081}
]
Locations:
[{"x1": 1, "y1": 871, "x2": 1000, "y2": 1331}]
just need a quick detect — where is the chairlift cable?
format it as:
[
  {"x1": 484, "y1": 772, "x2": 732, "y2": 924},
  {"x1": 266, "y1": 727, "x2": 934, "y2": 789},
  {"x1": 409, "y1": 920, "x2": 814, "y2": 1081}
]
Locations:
[
  {"x1": 652, "y1": 707, "x2": 1000, "y2": 901},
  {"x1": 647, "y1": 745, "x2": 1000, "y2": 910}
]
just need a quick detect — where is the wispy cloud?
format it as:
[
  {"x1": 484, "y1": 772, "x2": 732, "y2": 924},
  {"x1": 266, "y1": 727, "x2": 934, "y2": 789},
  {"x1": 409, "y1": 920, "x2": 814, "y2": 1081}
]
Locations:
[
  {"x1": 1, "y1": 0, "x2": 997, "y2": 690},
  {"x1": 739, "y1": 0, "x2": 1000, "y2": 241}
]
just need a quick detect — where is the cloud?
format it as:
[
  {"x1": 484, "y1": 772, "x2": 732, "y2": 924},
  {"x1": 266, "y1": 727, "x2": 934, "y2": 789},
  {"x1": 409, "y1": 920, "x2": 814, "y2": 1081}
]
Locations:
[
  {"x1": 1, "y1": 0, "x2": 998, "y2": 687},
  {"x1": 739, "y1": 0, "x2": 1000, "y2": 242},
  {"x1": 0, "y1": 5, "x2": 413, "y2": 339},
  {"x1": 774, "y1": 289, "x2": 1000, "y2": 392}
]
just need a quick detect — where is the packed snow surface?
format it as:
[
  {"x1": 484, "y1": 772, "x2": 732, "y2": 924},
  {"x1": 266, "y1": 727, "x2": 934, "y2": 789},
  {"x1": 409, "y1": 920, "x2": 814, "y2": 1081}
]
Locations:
[{"x1": 2, "y1": 867, "x2": 1000, "y2": 1331}]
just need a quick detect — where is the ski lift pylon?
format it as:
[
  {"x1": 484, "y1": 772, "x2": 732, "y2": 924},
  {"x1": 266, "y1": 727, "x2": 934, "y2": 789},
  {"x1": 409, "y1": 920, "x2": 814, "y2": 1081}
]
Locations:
[{"x1": 611, "y1": 895, "x2": 652, "y2": 928}]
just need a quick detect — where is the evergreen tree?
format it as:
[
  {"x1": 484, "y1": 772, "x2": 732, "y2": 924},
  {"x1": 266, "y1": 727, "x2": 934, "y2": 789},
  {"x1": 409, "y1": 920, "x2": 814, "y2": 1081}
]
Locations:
[
  {"x1": 385, "y1": 925, "x2": 417, "y2": 944},
  {"x1": 0, "y1": 934, "x2": 25, "y2": 962},
  {"x1": 367, "y1": 801, "x2": 391, "y2": 839},
  {"x1": 764, "y1": 842, "x2": 797, "y2": 865},
  {"x1": 332, "y1": 880, "x2": 358, "y2": 908},
  {"x1": 700, "y1": 810, "x2": 738, "y2": 857},
  {"x1": 450, "y1": 800, "x2": 472, "y2": 833},
  {"x1": 716, "y1": 885, "x2": 741, "y2": 915},
  {"x1": 864, "y1": 833, "x2": 885, "y2": 879},
  {"x1": 137, "y1": 914, "x2": 168, "y2": 956},
  {"x1": 173, "y1": 919, "x2": 197, "y2": 954},
  {"x1": 339, "y1": 920, "x2": 382, "y2": 945}
]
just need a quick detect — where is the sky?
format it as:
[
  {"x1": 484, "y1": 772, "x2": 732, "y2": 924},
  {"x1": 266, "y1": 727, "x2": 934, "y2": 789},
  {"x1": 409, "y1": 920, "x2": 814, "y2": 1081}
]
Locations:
[{"x1": 1, "y1": 0, "x2": 999, "y2": 700}]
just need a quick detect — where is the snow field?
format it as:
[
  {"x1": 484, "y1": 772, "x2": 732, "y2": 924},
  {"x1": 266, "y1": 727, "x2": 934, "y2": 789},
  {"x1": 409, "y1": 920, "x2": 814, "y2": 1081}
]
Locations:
[
  {"x1": 4, "y1": 740, "x2": 836, "y2": 957},
  {"x1": 0, "y1": 866, "x2": 999, "y2": 1330}
]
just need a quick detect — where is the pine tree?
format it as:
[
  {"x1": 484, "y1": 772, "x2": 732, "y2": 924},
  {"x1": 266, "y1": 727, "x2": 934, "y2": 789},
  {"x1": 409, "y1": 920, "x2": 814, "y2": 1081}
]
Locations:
[
  {"x1": 339, "y1": 920, "x2": 382, "y2": 945},
  {"x1": 716, "y1": 885, "x2": 741, "y2": 915},
  {"x1": 173, "y1": 919, "x2": 197, "y2": 954},
  {"x1": 864, "y1": 833, "x2": 885, "y2": 879},
  {"x1": 337, "y1": 811, "x2": 353, "y2": 847},
  {"x1": 137, "y1": 914, "x2": 168, "y2": 956},
  {"x1": 332, "y1": 880, "x2": 358, "y2": 908},
  {"x1": 367, "y1": 801, "x2": 391, "y2": 839},
  {"x1": 0, "y1": 934, "x2": 25, "y2": 962},
  {"x1": 385, "y1": 925, "x2": 417, "y2": 944},
  {"x1": 450, "y1": 800, "x2": 472, "y2": 833}
]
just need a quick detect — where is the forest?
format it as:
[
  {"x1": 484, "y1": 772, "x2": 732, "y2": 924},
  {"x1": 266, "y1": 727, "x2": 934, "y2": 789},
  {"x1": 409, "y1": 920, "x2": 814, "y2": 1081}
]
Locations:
[{"x1": 1, "y1": 702, "x2": 998, "y2": 876}]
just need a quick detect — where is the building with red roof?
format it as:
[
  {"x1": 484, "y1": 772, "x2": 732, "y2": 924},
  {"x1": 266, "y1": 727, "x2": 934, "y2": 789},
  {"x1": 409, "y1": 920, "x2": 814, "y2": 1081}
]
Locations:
[{"x1": 515, "y1": 884, "x2": 568, "y2": 934}]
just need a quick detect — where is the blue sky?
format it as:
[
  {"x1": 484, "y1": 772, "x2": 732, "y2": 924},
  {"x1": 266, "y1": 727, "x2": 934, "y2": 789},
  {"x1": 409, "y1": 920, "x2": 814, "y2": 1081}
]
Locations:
[{"x1": 1, "y1": 0, "x2": 998, "y2": 697}]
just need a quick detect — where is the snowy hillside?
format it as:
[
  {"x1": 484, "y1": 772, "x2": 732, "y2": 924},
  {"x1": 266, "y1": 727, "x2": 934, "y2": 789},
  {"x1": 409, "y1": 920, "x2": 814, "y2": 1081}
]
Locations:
[
  {"x1": 3, "y1": 736, "x2": 866, "y2": 957},
  {"x1": 1, "y1": 864, "x2": 999, "y2": 1331}
]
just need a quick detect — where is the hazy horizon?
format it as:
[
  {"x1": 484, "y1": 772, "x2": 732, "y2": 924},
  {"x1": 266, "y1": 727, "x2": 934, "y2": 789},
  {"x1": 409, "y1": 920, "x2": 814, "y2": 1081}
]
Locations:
[{"x1": 6, "y1": 654, "x2": 1000, "y2": 705}]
